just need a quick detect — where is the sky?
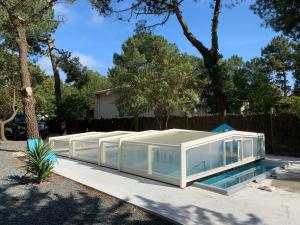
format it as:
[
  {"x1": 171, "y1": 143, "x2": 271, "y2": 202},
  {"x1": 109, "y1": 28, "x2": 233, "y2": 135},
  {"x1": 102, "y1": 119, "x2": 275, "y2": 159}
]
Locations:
[{"x1": 38, "y1": 0, "x2": 279, "y2": 78}]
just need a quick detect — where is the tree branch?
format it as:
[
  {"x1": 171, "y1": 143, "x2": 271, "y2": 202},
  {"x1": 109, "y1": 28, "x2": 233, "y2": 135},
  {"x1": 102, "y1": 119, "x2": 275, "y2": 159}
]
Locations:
[
  {"x1": 172, "y1": 0, "x2": 209, "y2": 57},
  {"x1": 211, "y1": 0, "x2": 221, "y2": 54},
  {"x1": 25, "y1": 0, "x2": 58, "y2": 25},
  {"x1": 0, "y1": 90, "x2": 17, "y2": 142}
]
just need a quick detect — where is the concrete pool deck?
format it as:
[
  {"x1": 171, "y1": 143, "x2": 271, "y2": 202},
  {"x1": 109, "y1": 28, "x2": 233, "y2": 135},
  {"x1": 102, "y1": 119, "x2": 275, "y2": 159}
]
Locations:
[{"x1": 54, "y1": 156, "x2": 300, "y2": 225}]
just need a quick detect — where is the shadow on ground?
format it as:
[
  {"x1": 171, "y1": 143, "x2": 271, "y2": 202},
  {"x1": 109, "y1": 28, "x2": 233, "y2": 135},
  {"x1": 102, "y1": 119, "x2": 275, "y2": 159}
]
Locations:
[
  {"x1": 0, "y1": 178, "x2": 173, "y2": 225},
  {"x1": 134, "y1": 195, "x2": 263, "y2": 225}
]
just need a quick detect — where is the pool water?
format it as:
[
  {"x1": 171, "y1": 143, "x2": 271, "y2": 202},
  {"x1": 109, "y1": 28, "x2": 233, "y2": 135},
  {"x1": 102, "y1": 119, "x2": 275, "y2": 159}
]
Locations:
[{"x1": 198, "y1": 160, "x2": 278, "y2": 189}]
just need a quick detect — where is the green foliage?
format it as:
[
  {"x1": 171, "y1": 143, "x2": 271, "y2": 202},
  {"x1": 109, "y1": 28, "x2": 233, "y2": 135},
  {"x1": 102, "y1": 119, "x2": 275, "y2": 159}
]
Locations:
[
  {"x1": 57, "y1": 86, "x2": 89, "y2": 121},
  {"x1": 223, "y1": 56, "x2": 282, "y2": 113},
  {"x1": 34, "y1": 76, "x2": 56, "y2": 118},
  {"x1": 251, "y1": 0, "x2": 300, "y2": 40},
  {"x1": 261, "y1": 36, "x2": 294, "y2": 96},
  {"x1": 0, "y1": 46, "x2": 56, "y2": 118},
  {"x1": 77, "y1": 70, "x2": 111, "y2": 111},
  {"x1": 245, "y1": 58, "x2": 282, "y2": 113},
  {"x1": 0, "y1": 0, "x2": 58, "y2": 54},
  {"x1": 92, "y1": 0, "x2": 226, "y2": 112},
  {"x1": 224, "y1": 56, "x2": 249, "y2": 113},
  {"x1": 293, "y1": 43, "x2": 300, "y2": 95},
  {"x1": 109, "y1": 33, "x2": 198, "y2": 127},
  {"x1": 290, "y1": 97, "x2": 300, "y2": 118},
  {"x1": 0, "y1": 47, "x2": 22, "y2": 118},
  {"x1": 275, "y1": 96, "x2": 300, "y2": 118},
  {"x1": 24, "y1": 139, "x2": 54, "y2": 183},
  {"x1": 59, "y1": 56, "x2": 86, "y2": 84}
]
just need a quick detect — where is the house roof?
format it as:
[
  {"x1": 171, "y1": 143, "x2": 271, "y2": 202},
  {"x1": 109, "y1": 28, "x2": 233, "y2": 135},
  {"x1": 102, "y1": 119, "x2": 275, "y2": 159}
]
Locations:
[
  {"x1": 94, "y1": 88, "x2": 113, "y2": 96},
  {"x1": 94, "y1": 85, "x2": 130, "y2": 96}
]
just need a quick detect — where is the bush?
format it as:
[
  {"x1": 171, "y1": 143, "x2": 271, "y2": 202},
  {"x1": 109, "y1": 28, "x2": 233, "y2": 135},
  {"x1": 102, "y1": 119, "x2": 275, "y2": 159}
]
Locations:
[{"x1": 24, "y1": 139, "x2": 54, "y2": 184}]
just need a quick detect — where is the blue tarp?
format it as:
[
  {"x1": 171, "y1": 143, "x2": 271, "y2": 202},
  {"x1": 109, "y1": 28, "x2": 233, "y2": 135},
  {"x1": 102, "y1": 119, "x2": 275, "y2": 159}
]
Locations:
[
  {"x1": 27, "y1": 139, "x2": 57, "y2": 163},
  {"x1": 212, "y1": 123, "x2": 236, "y2": 133}
]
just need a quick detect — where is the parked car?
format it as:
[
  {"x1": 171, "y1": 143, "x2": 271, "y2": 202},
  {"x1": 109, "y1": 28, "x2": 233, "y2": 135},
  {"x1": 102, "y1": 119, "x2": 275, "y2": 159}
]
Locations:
[{"x1": 5, "y1": 113, "x2": 49, "y2": 140}]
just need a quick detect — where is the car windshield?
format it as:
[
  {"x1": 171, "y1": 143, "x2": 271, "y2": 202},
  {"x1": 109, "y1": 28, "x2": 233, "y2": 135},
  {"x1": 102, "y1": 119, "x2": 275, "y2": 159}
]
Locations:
[
  {"x1": 15, "y1": 114, "x2": 25, "y2": 123},
  {"x1": 38, "y1": 122, "x2": 46, "y2": 130}
]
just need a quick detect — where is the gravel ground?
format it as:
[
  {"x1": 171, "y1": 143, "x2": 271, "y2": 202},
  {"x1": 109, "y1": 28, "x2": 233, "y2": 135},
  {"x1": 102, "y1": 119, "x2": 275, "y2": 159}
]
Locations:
[
  {"x1": 0, "y1": 141, "x2": 27, "y2": 151},
  {"x1": 0, "y1": 150, "x2": 175, "y2": 225}
]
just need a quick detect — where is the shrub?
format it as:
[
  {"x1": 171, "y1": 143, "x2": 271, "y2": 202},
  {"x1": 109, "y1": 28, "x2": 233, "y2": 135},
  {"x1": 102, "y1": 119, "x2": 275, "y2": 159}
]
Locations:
[{"x1": 24, "y1": 139, "x2": 54, "y2": 184}]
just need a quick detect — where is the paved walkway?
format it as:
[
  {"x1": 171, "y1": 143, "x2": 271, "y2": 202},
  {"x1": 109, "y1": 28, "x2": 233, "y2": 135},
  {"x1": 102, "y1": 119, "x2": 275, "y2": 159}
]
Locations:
[{"x1": 54, "y1": 157, "x2": 300, "y2": 225}]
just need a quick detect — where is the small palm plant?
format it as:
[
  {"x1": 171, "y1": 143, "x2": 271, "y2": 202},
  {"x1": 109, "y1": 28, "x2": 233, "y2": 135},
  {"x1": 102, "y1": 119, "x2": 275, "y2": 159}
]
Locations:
[{"x1": 24, "y1": 139, "x2": 54, "y2": 184}]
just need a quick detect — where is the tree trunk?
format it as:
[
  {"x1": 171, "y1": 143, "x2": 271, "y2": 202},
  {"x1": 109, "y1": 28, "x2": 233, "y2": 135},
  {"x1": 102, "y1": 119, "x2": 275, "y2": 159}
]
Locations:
[
  {"x1": 0, "y1": 90, "x2": 17, "y2": 143},
  {"x1": 204, "y1": 56, "x2": 226, "y2": 113},
  {"x1": 164, "y1": 114, "x2": 170, "y2": 130},
  {"x1": 46, "y1": 36, "x2": 61, "y2": 101},
  {"x1": 13, "y1": 19, "x2": 39, "y2": 139},
  {"x1": 172, "y1": 0, "x2": 225, "y2": 113},
  {"x1": 155, "y1": 116, "x2": 162, "y2": 130},
  {"x1": 0, "y1": 123, "x2": 5, "y2": 143},
  {"x1": 133, "y1": 116, "x2": 139, "y2": 131}
]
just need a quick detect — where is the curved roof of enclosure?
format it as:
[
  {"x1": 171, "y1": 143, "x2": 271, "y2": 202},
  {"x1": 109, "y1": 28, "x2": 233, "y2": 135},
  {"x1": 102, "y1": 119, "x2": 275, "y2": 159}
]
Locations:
[{"x1": 123, "y1": 129, "x2": 217, "y2": 146}]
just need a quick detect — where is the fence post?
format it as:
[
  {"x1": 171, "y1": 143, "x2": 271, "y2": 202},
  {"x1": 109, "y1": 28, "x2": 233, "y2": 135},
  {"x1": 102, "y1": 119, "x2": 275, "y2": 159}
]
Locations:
[{"x1": 223, "y1": 110, "x2": 227, "y2": 124}]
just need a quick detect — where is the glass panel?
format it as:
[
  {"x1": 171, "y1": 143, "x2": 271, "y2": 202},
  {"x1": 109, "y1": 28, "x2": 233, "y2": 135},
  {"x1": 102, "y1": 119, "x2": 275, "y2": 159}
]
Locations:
[
  {"x1": 242, "y1": 139, "x2": 252, "y2": 158},
  {"x1": 73, "y1": 140, "x2": 99, "y2": 163},
  {"x1": 102, "y1": 142, "x2": 119, "y2": 168},
  {"x1": 253, "y1": 137, "x2": 264, "y2": 157},
  {"x1": 151, "y1": 146, "x2": 180, "y2": 179},
  {"x1": 226, "y1": 140, "x2": 238, "y2": 165},
  {"x1": 186, "y1": 143, "x2": 210, "y2": 176},
  {"x1": 210, "y1": 140, "x2": 224, "y2": 169},
  {"x1": 51, "y1": 140, "x2": 69, "y2": 156},
  {"x1": 122, "y1": 143, "x2": 148, "y2": 172}
]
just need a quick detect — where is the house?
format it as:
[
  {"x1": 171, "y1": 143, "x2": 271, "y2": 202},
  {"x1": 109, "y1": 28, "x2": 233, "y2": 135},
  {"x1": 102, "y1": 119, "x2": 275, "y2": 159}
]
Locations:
[
  {"x1": 94, "y1": 89, "x2": 208, "y2": 119},
  {"x1": 94, "y1": 89, "x2": 119, "y2": 119}
]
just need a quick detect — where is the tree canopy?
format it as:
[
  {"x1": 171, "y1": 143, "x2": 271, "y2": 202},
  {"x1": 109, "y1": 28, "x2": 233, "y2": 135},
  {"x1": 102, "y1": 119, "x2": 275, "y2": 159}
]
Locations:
[
  {"x1": 261, "y1": 36, "x2": 294, "y2": 96},
  {"x1": 92, "y1": 0, "x2": 226, "y2": 113},
  {"x1": 109, "y1": 33, "x2": 199, "y2": 128},
  {"x1": 0, "y1": 0, "x2": 61, "y2": 138},
  {"x1": 251, "y1": 0, "x2": 300, "y2": 41}
]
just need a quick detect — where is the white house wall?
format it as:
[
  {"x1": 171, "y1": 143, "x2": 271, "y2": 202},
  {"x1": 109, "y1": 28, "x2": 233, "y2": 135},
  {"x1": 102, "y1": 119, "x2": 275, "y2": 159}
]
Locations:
[
  {"x1": 94, "y1": 92, "x2": 183, "y2": 119},
  {"x1": 94, "y1": 92, "x2": 120, "y2": 119}
]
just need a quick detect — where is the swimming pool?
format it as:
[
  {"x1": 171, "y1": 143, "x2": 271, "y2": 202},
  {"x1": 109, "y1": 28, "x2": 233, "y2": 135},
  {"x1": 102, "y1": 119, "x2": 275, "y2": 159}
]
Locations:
[{"x1": 193, "y1": 160, "x2": 281, "y2": 195}]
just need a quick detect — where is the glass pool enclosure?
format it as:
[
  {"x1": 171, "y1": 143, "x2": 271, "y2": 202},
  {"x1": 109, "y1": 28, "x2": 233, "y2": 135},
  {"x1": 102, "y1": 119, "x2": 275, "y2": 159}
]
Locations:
[{"x1": 49, "y1": 129, "x2": 265, "y2": 188}]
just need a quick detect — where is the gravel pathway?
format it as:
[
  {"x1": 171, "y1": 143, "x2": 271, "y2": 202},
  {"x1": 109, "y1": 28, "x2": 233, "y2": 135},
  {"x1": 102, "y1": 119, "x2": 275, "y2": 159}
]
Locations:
[
  {"x1": 0, "y1": 150, "x2": 175, "y2": 225},
  {"x1": 0, "y1": 141, "x2": 27, "y2": 151}
]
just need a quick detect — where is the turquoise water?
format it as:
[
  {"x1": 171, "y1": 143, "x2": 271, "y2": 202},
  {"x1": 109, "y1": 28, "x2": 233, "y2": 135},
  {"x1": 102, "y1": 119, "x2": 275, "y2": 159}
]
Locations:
[{"x1": 198, "y1": 160, "x2": 279, "y2": 189}]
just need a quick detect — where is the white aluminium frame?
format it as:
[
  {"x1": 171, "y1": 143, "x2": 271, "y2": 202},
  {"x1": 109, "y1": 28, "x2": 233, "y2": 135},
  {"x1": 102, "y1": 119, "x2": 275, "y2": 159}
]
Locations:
[
  {"x1": 49, "y1": 132, "x2": 100, "y2": 142},
  {"x1": 50, "y1": 129, "x2": 265, "y2": 189},
  {"x1": 99, "y1": 130, "x2": 159, "y2": 169},
  {"x1": 69, "y1": 131, "x2": 133, "y2": 158},
  {"x1": 180, "y1": 130, "x2": 265, "y2": 188},
  {"x1": 120, "y1": 129, "x2": 202, "y2": 187},
  {"x1": 49, "y1": 132, "x2": 101, "y2": 156},
  {"x1": 119, "y1": 129, "x2": 265, "y2": 188}
]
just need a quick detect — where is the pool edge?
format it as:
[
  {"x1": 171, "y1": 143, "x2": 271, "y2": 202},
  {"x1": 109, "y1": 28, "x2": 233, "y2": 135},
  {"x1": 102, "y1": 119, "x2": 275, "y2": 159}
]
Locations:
[{"x1": 192, "y1": 162, "x2": 283, "y2": 195}]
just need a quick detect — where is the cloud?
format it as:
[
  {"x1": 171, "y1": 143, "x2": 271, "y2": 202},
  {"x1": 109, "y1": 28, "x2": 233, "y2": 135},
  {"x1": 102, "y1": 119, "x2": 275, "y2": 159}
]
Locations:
[
  {"x1": 73, "y1": 51, "x2": 105, "y2": 70},
  {"x1": 54, "y1": 3, "x2": 75, "y2": 22},
  {"x1": 37, "y1": 52, "x2": 107, "y2": 76},
  {"x1": 37, "y1": 56, "x2": 53, "y2": 75},
  {"x1": 87, "y1": 10, "x2": 105, "y2": 27}
]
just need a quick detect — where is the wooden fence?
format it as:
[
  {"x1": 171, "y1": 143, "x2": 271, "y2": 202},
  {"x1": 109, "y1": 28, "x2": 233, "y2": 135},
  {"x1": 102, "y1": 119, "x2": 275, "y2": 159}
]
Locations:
[{"x1": 48, "y1": 113, "x2": 300, "y2": 157}]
